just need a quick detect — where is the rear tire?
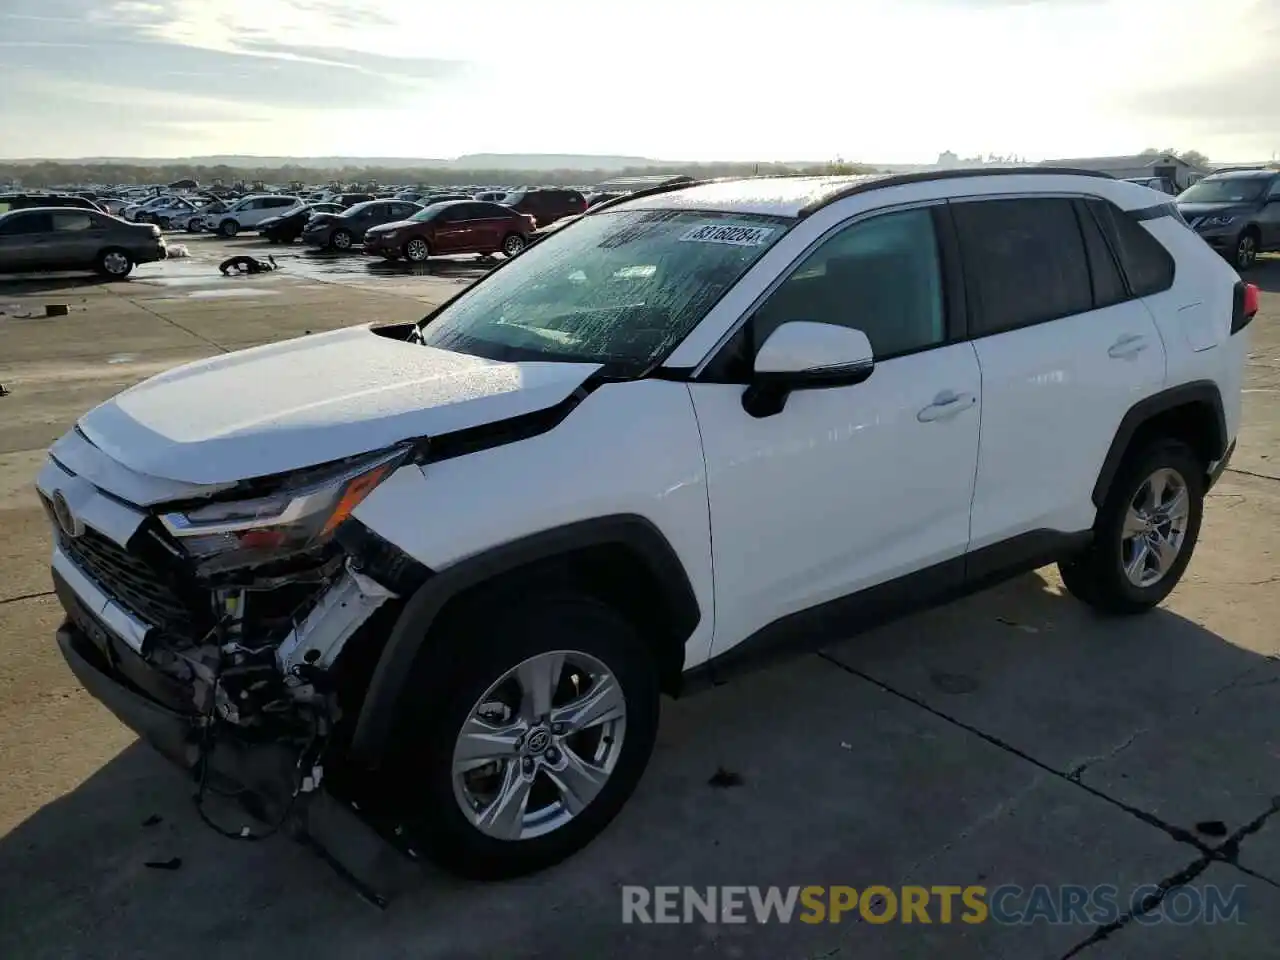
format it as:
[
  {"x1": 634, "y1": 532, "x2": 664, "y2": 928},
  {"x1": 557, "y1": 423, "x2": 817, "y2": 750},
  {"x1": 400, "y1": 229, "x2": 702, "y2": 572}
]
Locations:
[
  {"x1": 1058, "y1": 439, "x2": 1205, "y2": 614},
  {"x1": 388, "y1": 593, "x2": 659, "y2": 880},
  {"x1": 220, "y1": 219, "x2": 239, "y2": 238},
  {"x1": 502, "y1": 232, "x2": 527, "y2": 258}
]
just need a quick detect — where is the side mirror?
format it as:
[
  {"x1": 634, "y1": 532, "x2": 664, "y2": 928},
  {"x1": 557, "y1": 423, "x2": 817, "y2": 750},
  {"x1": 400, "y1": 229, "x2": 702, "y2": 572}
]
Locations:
[{"x1": 743, "y1": 321, "x2": 875, "y2": 418}]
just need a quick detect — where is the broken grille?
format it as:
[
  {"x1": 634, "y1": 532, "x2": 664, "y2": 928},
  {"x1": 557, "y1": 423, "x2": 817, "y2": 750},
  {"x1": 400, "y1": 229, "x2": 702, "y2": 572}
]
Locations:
[{"x1": 53, "y1": 519, "x2": 199, "y2": 636}]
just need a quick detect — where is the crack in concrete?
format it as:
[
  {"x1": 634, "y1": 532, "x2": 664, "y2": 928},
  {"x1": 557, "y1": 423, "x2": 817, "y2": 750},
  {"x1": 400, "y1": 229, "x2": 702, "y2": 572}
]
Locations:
[
  {"x1": 1225, "y1": 467, "x2": 1280, "y2": 484},
  {"x1": 812, "y1": 653, "x2": 1280, "y2": 957},
  {"x1": 0, "y1": 589, "x2": 54, "y2": 606},
  {"x1": 815, "y1": 652, "x2": 1210, "y2": 853},
  {"x1": 1063, "y1": 798, "x2": 1280, "y2": 957},
  {"x1": 1067, "y1": 729, "x2": 1148, "y2": 782}
]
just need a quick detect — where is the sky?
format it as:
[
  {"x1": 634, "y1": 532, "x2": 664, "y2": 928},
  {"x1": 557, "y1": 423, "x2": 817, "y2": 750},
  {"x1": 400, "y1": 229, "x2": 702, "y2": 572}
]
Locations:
[{"x1": 0, "y1": 0, "x2": 1276, "y2": 164}]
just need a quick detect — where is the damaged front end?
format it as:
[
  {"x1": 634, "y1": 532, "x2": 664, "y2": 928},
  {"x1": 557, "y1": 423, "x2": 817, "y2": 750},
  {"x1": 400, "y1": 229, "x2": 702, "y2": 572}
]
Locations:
[{"x1": 40, "y1": 437, "x2": 429, "y2": 840}]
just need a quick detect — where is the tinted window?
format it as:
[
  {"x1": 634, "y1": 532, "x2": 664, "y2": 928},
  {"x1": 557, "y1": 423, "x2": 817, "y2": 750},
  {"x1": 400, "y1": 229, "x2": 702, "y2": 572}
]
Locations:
[
  {"x1": 1073, "y1": 201, "x2": 1127, "y2": 308},
  {"x1": 1177, "y1": 177, "x2": 1268, "y2": 204},
  {"x1": 393, "y1": 203, "x2": 420, "y2": 218},
  {"x1": 52, "y1": 212, "x2": 95, "y2": 232},
  {"x1": 953, "y1": 198, "x2": 1092, "y2": 336},
  {"x1": 1091, "y1": 200, "x2": 1175, "y2": 297},
  {"x1": 0, "y1": 212, "x2": 53, "y2": 235},
  {"x1": 1267, "y1": 177, "x2": 1280, "y2": 200},
  {"x1": 265, "y1": 197, "x2": 295, "y2": 208},
  {"x1": 752, "y1": 208, "x2": 945, "y2": 359}
]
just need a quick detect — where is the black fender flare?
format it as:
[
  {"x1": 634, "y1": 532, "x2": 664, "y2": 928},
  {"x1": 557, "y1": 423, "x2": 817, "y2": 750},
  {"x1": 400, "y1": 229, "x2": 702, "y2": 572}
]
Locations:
[
  {"x1": 348, "y1": 514, "x2": 700, "y2": 762},
  {"x1": 1091, "y1": 380, "x2": 1227, "y2": 508}
]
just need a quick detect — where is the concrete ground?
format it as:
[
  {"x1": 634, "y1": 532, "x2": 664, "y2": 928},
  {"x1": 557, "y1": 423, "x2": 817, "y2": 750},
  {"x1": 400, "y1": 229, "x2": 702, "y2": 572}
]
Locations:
[{"x1": 0, "y1": 238, "x2": 1277, "y2": 960}]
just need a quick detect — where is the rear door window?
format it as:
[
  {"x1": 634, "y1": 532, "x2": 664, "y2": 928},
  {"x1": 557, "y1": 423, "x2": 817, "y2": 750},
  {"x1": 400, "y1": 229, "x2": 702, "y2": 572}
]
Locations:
[
  {"x1": 951, "y1": 197, "x2": 1093, "y2": 336},
  {"x1": 52, "y1": 212, "x2": 95, "y2": 232}
]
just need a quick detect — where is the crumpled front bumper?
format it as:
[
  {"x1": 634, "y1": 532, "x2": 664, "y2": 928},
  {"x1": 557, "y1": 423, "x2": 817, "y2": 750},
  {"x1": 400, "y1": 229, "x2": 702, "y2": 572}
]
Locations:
[{"x1": 54, "y1": 573, "x2": 300, "y2": 815}]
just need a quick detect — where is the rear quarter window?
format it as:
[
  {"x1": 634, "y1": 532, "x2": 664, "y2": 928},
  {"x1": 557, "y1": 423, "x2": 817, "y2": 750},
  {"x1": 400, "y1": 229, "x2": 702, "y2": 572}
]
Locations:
[{"x1": 1089, "y1": 200, "x2": 1175, "y2": 297}]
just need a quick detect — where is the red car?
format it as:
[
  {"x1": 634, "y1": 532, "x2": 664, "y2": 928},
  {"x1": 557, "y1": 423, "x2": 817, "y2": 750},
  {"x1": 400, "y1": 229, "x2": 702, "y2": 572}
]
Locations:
[{"x1": 362, "y1": 200, "x2": 535, "y2": 262}]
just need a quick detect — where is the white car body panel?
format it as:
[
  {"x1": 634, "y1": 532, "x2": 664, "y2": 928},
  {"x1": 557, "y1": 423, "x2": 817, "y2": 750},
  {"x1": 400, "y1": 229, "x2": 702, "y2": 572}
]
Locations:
[
  {"x1": 77, "y1": 325, "x2": 602, "y2": 485},
  {"x1": 353, "y1": 380, "x2": 718, "y2": 669},
  {"x1": 966, "y1": 299, "x2": 1167, "y2": 548},
  {"x1": 689, "y1": 342, "x2": 982, "y2": 656}
]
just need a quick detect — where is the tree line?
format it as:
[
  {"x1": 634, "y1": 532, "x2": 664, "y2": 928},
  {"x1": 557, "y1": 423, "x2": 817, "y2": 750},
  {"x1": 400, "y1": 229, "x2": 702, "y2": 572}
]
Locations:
[{"x1": 0, "y1": 160, "x2": 881, "y2": 191}]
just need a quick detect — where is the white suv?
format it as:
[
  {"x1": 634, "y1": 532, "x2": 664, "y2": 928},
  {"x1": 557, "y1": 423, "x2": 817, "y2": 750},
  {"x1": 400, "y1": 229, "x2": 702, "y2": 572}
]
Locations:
[
  {"x1": 37, "y1": 171, "x2": 1254, "y2": 880},
  {"x1": 203, "y1": 194, "x2": 302, "y2": 237}
]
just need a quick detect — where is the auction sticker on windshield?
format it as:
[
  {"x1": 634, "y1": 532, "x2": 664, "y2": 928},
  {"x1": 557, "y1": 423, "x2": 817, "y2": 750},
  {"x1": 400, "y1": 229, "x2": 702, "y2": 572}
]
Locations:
[{"x1": 679, "y1": 224, "x2": 775, "y2": 246}]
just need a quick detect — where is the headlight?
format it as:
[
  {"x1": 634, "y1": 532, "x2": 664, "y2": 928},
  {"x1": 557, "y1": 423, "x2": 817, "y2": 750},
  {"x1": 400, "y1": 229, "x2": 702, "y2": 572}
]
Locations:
[
  {"x1": 380, "y1": 231, "x2": 398, "y2": 241},
  {"x1": 160, "y1": 446, "x2": 410, "y2": 572},
  {"x1": 1204, "y1": 215, "x2": 1237, "y2": 226}
]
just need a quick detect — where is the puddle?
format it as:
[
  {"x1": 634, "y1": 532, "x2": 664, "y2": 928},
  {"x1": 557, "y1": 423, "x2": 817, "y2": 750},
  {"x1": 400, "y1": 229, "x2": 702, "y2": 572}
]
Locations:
[
  {"x1": 185, "y1": 288, "x2": 281, "y2": 299},
  {"x1": 107, "y1": 355, "x2": 137, "y2": 364}
]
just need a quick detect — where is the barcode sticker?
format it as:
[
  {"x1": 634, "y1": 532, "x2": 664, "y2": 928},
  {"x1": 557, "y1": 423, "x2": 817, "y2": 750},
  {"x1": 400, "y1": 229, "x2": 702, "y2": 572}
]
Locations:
[{"x1": 678, "y1": 224, "x2": 775, "y2": 246}]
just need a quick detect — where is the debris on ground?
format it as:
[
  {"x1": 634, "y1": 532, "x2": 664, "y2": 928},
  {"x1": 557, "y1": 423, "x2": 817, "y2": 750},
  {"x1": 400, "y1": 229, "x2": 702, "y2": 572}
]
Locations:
[
  {"x1": 708, "y1": 767, "x2": 744, "y2": 789},
  {"x1": 44, "y1": 304, "x2": 68, "y2": 317},
  {"x1": 143, "y1": 857, "x2": 182, "y2": 870},
  {"x1": 0, "y1": 384, "x2": 9, "y2": 398},
  {"x1": 219, "y1": 255, "x2": 278, "y2": 275},
  {"x1": 165, "y1": 244, "x2": 191, "y2": 258},
  {"x1": 1195, "y1": 820, "x2": 1228, "y2": 837}
]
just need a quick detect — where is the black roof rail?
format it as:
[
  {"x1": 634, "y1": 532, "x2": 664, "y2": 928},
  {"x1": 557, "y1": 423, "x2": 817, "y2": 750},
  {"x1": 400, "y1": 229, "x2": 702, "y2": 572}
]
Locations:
[
  {"x1": 797, "y1": 165, "x2": 1116, "y2": 217},
  {"x1": 583, "y1": 177, "x2": 719, "y2": 215}
]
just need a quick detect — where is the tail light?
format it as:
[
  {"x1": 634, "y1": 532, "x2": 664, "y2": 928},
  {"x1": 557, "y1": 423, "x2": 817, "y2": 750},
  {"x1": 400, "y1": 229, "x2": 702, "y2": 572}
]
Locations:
[
  {"x1": 523, "y1": 214, "x2": 536, "y2": 231},
  {"x1": 1231, "y1": 280, "x2": 1259, "y2": 335}
]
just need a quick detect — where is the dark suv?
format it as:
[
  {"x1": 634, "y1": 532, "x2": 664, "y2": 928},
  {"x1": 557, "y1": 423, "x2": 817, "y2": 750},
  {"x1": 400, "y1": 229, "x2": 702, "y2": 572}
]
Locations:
[
  {"x1": 498, "y1": 188, "x2": 587, "y2": 227},
  {"x1": 0, "y1": 194, "x2": 105, "y2": 214},
  {"x1": 1176, "y1": 170, "x2": 1280, "y2": 270}
]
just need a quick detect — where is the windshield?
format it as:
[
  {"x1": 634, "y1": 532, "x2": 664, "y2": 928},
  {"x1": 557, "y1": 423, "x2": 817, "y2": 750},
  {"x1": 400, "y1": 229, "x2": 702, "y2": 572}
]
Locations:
[
  {"x1": 1178, "y1": 177, "x2": 1269, "y2": 204},
  {"x1": 342, "y1": 201, "x2": 375, "y2": 217},
  {"x1": 419, "y1": 208, "x2": 792, "y2": 374}
]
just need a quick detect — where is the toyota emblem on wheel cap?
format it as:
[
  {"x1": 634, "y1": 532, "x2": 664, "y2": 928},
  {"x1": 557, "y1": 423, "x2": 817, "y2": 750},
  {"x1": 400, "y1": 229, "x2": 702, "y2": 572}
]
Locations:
[
  {"x1": 50, "y1": 490, "x2": 84, "y2": 539},
  {"x1": 525, "y1": 729, "x2": 552, "y2": 754}
]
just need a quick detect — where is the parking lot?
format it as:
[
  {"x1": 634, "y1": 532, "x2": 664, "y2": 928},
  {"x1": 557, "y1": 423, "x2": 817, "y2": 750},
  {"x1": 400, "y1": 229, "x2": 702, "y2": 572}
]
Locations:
[{"x1": 0, "y1": 240, "x2": 1277, "y2": 959}]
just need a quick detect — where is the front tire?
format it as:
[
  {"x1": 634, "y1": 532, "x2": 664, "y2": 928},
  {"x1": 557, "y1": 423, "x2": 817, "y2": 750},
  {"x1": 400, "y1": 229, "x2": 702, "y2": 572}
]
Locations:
[
  {"x1": 1059, "y1": 439, "x2": 1205, "y2": 614},
  {"x1": 220, "y1": 219, "x2": 240, "y2": 238},
  {"x1": 1233, "y1": 229, "x2": 1259, "y2": 271},
  {"x1": 95, "y1": 248, "x2": 134, "y2": 278},
  {"x1": 389, "y1": 594, "x2": 659, "y2": 880},
  {"x1": 405, "y1": 237, "x2": 431, "y2": 262},
  {"x1": 330, "y1": 229, "x2": 353, "y2": 251}
]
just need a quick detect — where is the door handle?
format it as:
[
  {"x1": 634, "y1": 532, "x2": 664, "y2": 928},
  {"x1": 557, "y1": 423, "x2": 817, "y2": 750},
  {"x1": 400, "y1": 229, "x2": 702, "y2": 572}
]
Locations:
[
  {"x1": 1108, "y1": 334, "x2": 1149, "y2": 359},
  {"x1": 917, "y1": 391, "x2": 977, "y2": 422}
]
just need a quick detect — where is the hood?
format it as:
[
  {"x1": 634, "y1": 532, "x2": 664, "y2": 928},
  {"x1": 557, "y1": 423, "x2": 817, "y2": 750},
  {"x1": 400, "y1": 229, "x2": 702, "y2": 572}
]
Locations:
[
  {"x1": 367, "y1": 219, "x2": 417, "y2": 236},
  {"x1": 78, "y1": 326, "x2": 602, "y2": 485},
  {"x1": 304, "y1": 213, "x2": 338, "y2": 230},
  {"x1": 1177, "y1": 201, "x2": 1249, "y2": 218}
]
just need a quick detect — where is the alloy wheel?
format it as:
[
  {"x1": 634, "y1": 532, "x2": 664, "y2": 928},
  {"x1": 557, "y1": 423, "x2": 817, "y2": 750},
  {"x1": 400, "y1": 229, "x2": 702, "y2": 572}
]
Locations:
[
  {"x1": 1237, "y1": 234, "x2": 1257, "y2": 270},
  {"x1": 1120, "y1": 467, "x2": 1190, "y2": 588},
  {"x1": 503, "y1": 235, "x2": 526, "y2": 257},
  {"x1": 407, "y1": 238, "x2": 429, "y2": 262},
  {"x1": 451, "y1": 650, "x2": 626, "y2": 841}
]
